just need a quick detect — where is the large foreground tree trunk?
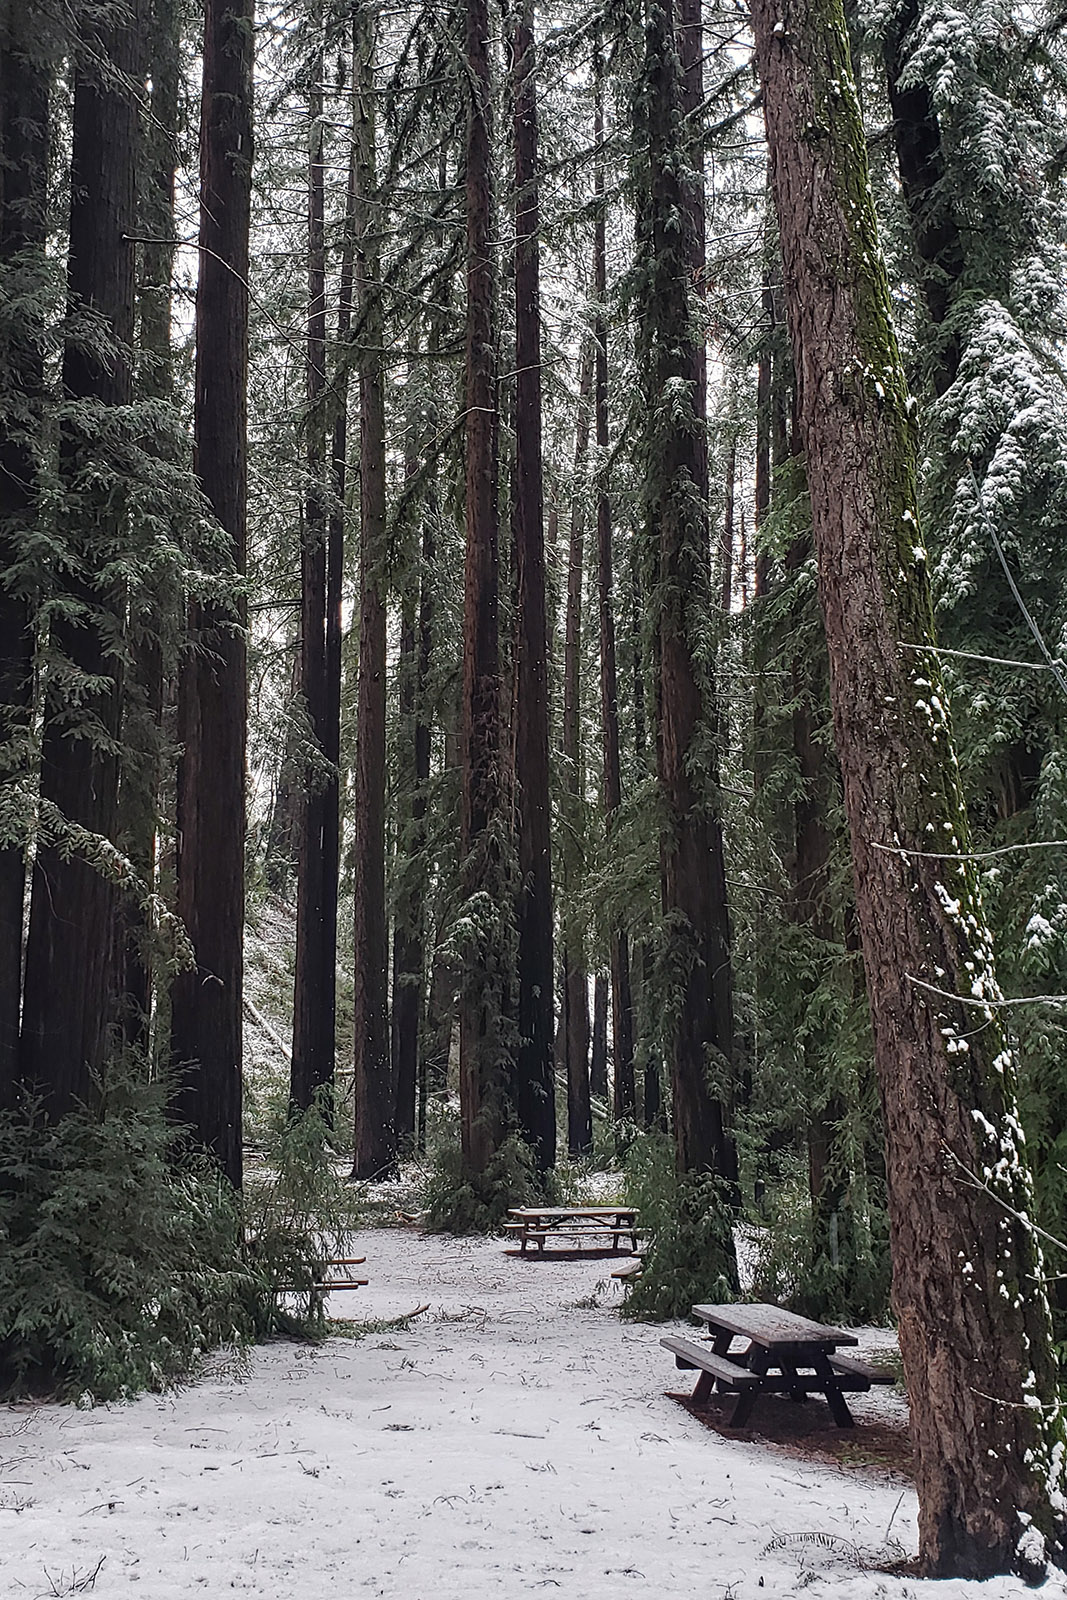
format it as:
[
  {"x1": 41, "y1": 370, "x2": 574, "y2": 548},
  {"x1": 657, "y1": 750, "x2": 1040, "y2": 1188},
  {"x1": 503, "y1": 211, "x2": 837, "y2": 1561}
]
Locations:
[
  {"x1": 170, "y1": 0, "x2": 253, "y2": 1188},
  {"x1": 752, "y1": 0, "x2": 1067, "y2": 1575},
  {"x1": 0, "y1": 8, "x2": 49, "y2": 1096},
  {"x1": 20, "y1": 3, "x2": 137, "y2": 1113}
]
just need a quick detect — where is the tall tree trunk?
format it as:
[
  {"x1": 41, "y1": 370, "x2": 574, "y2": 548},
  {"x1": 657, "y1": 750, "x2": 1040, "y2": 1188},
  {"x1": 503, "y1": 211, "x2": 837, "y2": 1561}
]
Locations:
[
  {"x1": 393, "y1": 390, "x2": 436, "y2": 1155},
  {"x1": 392, "y1": 603, "x2": 418, "y2": 1152},
  {"x1": 319, "y1": 123, "x2": 355, "y2": 1109},
  {"x1": 291, "y1": 28, "x2": 336, "y2": 1113},
  {"x1": 170, "y1": 0, "x2": 252, "y2": 1187},
  {"x1": 510, "y1": 0, "x2": 555, "y2": 1171},
  {"x1": 785, "y1": 538, "x2": 857, "y2": 1302},
  {"x1": 20, "y1": 3, "x2": 137, "y2": 1114},
  {"x1": 561, "y1": 348, "x2": 592, "y2": 1156},
  {"x1": 752, "y1": 0, "x2": 1067, "y2": 1574},
  {"x1": 459, "y1": 0, "x2": 508, "y2": 1183},
  {"x1": 638, "y1": 0, "x2": 736, "y2": 1203},
  {"x1": 118, "y1": 0, "x2": 180, "y2": 1050},
  {"x1": 593, "y1": 43, "x2": 635, "y2": 1126},
  {"x1": 351, "y1": 4, "x2": 394, "y2": 1179},
  {"x1": 883, "y1": 0, "x2": 965, "y2": 391},
  {"x1": 590, "y1": 971, "x2": 609, "y2": 1101},
  {"x1": 0, "y1": 8, "x2": 49, "y2": 1098}
]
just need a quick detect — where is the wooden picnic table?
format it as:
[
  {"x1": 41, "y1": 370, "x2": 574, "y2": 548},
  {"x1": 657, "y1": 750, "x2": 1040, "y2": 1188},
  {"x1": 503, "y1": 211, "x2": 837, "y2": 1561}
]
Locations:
[
  {"x1": 504, "y1": 1205, "x2": 640, "y2": 1255},
  {"x1": 662, "y1": 1301, "x2": 892, "y2": 1428}
]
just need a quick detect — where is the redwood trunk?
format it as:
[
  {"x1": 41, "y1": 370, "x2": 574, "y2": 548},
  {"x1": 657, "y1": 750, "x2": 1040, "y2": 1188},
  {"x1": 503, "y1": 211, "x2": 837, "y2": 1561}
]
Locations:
[
  {"x1": 351, "y1": 9, "x2": 393, "y2": 1179},
  {"x1": 561, "y1": 348, "x2": 592, "y2": 1156},
  {"x1": 640, "y1": 1, "x2": 736, "y2": 1192},
  {"x1": 393, "y1": 415, "x2": 436, "y2": 1154},
  {"x1": 459, "y1": 0, "x2": 507, "y2": 1180},
  {"x1": 753, "y1": 0, "x2": 1067, "y2": 1572},
  {"x1": 20, "y1": 6, "x2": 137, "y2": 1113},
  {"x1": 511, "y1": 0, "x2": 555, "y2": 1170},
  {"x1": 593, "y1": 38, "x2": 635, "y2": 1126},
  {"x1": 170, "y1": 0, "x2": 252, "y2": 1187},
  {"x1": 119, "y1": 0, "x2": 180, "y2": 1048},
  {"x1": 291, "y1": 37, "x2": 336, "y2": 1113},
  {"x1": 0, "y1": 13, "x2": 48, "y2": 1095},
  {"x1": 590, "y1": 972, "x2": 609, "y2": 1101}
]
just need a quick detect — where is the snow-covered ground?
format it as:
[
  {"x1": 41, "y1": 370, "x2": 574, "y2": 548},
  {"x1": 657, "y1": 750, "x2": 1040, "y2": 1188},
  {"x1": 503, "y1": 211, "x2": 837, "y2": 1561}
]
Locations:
[{"x1": 1, "y1": 1229, "x2": 1052, "y2": 1599}]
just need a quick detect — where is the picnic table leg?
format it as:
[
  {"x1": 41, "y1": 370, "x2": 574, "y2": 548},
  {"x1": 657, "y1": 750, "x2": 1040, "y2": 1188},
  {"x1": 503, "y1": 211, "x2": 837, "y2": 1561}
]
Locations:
[
  {"x1": 812, "y1": 1353, "x2": 856, "y2": 1428},
  {"x1": 779, "y1": 1358, "x2": 808, "y2": 1403},
  {"x1": 727, "y1": 1347, "x2": 769, "y2": 1427},
  {"x1": 692, "y1": 1370, "x2": 716, "y2": 1404}
]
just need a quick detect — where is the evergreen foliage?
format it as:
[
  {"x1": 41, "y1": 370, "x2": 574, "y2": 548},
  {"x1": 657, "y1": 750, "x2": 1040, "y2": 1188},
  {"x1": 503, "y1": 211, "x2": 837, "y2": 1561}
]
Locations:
[
  {"x1": 0, "y1": 1069, "x2": 255, "y2": 1403},
  {"x1": 621, "y1": 1133, "x2": 736, "y2": 1319},
  {"x1": 243, "y1": 1090, "x2": 363, "y2": 1337}
]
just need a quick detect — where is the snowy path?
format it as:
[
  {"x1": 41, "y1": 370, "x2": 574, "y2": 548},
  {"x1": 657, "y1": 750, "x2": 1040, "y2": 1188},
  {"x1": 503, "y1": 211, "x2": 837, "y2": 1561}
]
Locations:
[{"x1": 1, "y1": 1229, "x2": 1049, "y2": 1599}]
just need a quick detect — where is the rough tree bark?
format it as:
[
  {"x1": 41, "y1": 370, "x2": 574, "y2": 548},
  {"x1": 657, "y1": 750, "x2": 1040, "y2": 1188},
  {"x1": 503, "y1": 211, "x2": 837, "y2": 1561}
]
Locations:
[
  {"x1": 590, "y1": 971, "x2": 609, "y2": 1101},
  {"x1": 459, "y1": 0, "x2": 509, "y2": 1184},
  {"x1": 0, "y1": 6, "x2": 49, "y2": 1097},
  {"x1": 117, "y1": 0, "x2": 180, "y2": 1049},
  {"x1": 637, "y1": 0, "x2": 736, "y2": 1197},
  {"x1": 752, "y1": 0, "x2": 1067, "y2": 1574},
  {"x1": 291, "y1": 25, "x2": 337, "y2": 1114},
  {"x1": 510, "y1": 0, "x2": 555, "y2": 1171},
  {"x1": 351, "y1": 4, "x2": 394, "y2": 1179},
  {"x1": 20, "y1": 2, "x2": 138, "y2": 1114},
  {"x1": 561, "y1": 347, "x2": 592, "y2": 1156},
  {"x1": 170, "y1": 0, "x2": 253, "y2": 1188},
  {"x1": 393, "y1": 385, "x2": 435, "y2": 1155},
  {"x1": 593, "y1": 39, "x2": 636, "y2": 1125}
]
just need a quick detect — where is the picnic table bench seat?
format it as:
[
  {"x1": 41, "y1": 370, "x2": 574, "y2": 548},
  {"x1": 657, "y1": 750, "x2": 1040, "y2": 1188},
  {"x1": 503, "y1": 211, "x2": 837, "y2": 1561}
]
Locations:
[
  {"x1": 661, "y1": 1335, "x2": 760, "y2": 1391},
  {"x1": 610, "y1": 1256, "x2": 644, "y2": 1280},
  {"x1": 279, "y1": 1256, "x2": 368, "y2": 1319},
  {"x1": 828, "y1": 1350, "x2": 894, "y2": 1384},
  {"x1": 318, "y1": 1256, "x2": 369, "y2": 1291}
]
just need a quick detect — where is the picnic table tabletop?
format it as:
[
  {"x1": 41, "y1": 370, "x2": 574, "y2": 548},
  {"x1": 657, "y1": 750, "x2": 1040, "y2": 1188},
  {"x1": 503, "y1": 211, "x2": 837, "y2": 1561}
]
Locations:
[
  {"x1": 507, "y1": 1205, "x2": 637, "y2": 1219},
  {"x1": 691, "y1": 1301, "x2": 859, "y2": 1349}
]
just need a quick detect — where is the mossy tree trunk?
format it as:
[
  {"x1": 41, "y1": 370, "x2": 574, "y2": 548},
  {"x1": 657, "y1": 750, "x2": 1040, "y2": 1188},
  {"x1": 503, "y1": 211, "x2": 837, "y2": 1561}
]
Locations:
[{"x1": 752, "y1": 0, "x2": 1067, "y2": 1574}]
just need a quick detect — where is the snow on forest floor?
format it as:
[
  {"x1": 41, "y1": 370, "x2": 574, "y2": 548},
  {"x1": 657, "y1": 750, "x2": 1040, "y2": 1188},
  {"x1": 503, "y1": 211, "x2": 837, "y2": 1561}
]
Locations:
[{"x1": 2, "y1": 1228, "x2": 1056, "y2": 1600}]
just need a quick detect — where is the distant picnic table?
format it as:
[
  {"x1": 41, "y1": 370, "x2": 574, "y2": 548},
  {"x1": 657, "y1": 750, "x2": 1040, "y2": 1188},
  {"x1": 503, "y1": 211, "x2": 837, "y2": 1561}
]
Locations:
[
  {"x1": 662, "y1": 1301, "x2": 892, "y2": 1428},
  {"x1": 504, "y1": 1206, "x2": 641, "y2": 1255}
]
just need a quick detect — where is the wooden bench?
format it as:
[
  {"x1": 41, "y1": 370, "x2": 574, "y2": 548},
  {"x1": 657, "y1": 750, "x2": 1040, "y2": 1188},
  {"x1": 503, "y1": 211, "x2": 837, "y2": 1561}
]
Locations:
[
  {"x1": 828, "y1": 1351, "x2": 894, "y2": 1384},
  {"x1": 611, "y1": 1257, "x2": 644, "y2": 1280},
  {"x1": 317, "y1": 1256, "x2": 369, "y2": 1291},
  {"x1": 282, "y1": 1256, "x2": 368, "y2": 1320},
  {"x1": 661, "y1": 1334, "x2": 760, "y2": 1403}
]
